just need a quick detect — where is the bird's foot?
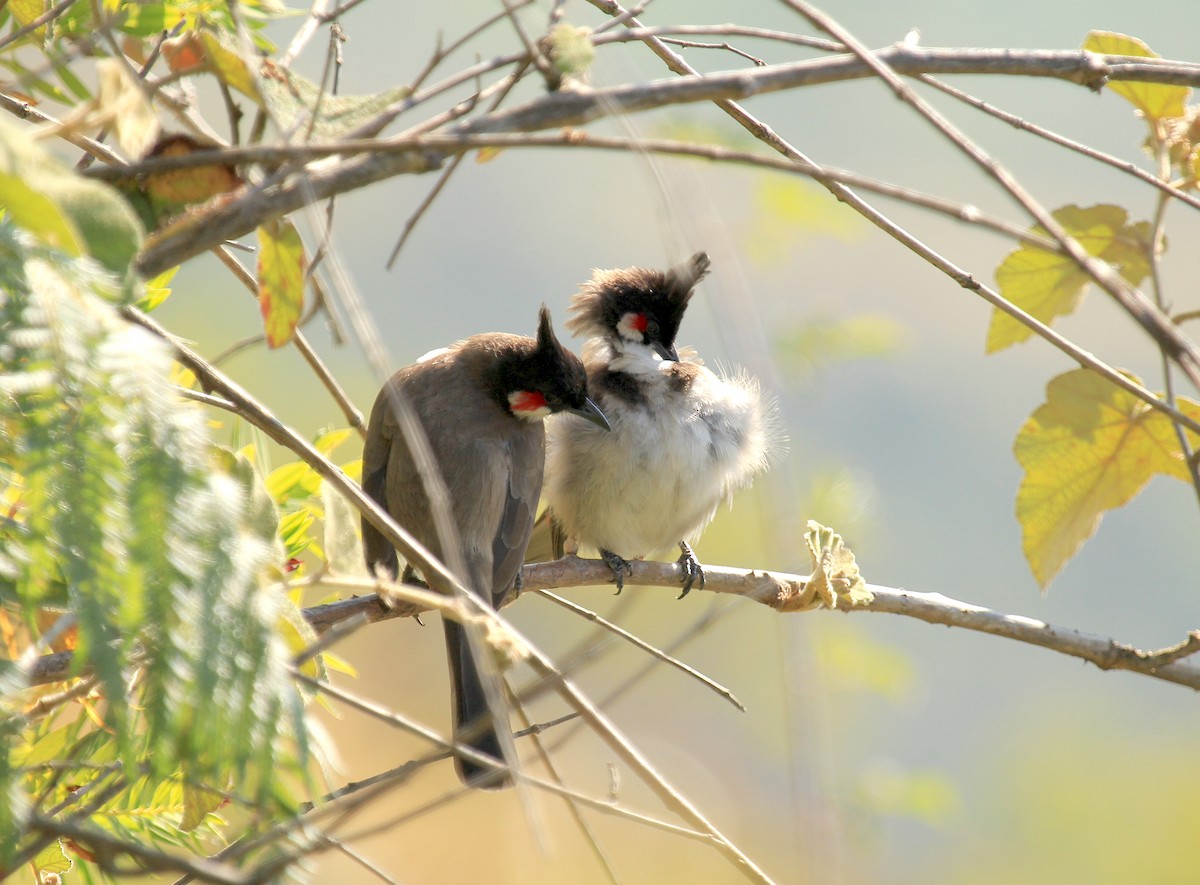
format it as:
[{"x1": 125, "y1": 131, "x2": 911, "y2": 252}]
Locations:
[
  {"x1": 676, "y1": 541, "x2": 705, "y2": 598},
  {"x1": 600, "y1": 549, "x2": 633, "y2": 594}
]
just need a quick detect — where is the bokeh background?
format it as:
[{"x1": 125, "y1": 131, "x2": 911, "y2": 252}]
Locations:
[{"x1": 156, "y1": 1, "x2": 1200, "y2": 881}]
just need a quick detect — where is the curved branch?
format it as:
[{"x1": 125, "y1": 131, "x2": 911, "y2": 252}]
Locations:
[
  {"x1": 131, "y1": 46, "x2": 1200, "y2": 277},
  {"x1": 26, "y1": 559, "x2": 1200, "y2": 691}
]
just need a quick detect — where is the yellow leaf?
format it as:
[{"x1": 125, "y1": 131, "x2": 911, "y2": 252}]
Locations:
[
  {"x1": 315, "y1": 427, "x2": 353, "y2": 456},
  {"x1": 322, "y1": 651, "x2": 357, "y2": 677},
  {"x1": 266, "y1": 461, "x2": 315, "y2": 503},
  {"x1": 180, "y1": 782, "x2": 226, "y2": 832},
  {"x1": 784, "y1": 520, "x2": 870, "y2": 611},
  {"x1": 1013, "y1": 369, "x2": 1199, "y2": 588},
  {"x1": 1082, "y1": 31, "x2": 1190, "y2": 123},
  {"x1": 137, "y1": 264, "x2": 179, "y2": 312},
  {"x1": 199, "y1": 29, "x2": 261, "y2": 102},
  {"x1": 9, "y1": 0, "x2": 51, "y2": 41},
  {"x1": 257, "y1": 217, "x2": 306, "y2": 348},
  {"x1": 0, "y1": 171, "x2": 83, "y2": 256},
  {"x1": 340, "y1": 457, "x2": 362, "y2": 483},
  {"x1": 988, "y1": 204, "x2": 1151, "y2": 352}
]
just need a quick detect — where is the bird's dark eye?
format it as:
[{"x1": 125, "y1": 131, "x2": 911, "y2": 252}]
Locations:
[{"x1": 645, "y1": 319, "x2": 661, "y2": 341}]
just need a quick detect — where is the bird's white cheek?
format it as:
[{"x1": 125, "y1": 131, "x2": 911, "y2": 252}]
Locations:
[
  {"x1": 514, "y1": 405, "x2": 551, "y2": 422},
  {"x1": 616, "y1": 312, "x2": 644, "y2": 342}
]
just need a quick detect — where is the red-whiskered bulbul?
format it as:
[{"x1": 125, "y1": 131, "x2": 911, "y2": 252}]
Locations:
[
  {"x1": 539, "y1": 252, "x2": 780, "y2": 594},
  {"x1": 361, "y1": 307, "x2": 609, "y2": 788}
]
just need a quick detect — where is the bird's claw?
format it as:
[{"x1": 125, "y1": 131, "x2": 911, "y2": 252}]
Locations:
[
  {"x1": 676, "y1": 541, "x2": 705, "y2": 598},
  {"x1": 600, "y1": 549, "x2": 632, "y2": 594}
]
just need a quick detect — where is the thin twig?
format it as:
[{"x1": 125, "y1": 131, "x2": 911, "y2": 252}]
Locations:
[
  {"x1": 919, "y1": 74, "x2": 1200, "y2": 215},
  {"x1": 584, "y1": 1, "x2": 1200, "y2": 438},
  {"x1": 211, "y1": 245, "x2": 365, "y2": 434},
  {"x1": 26, "y1": 559, "x2": 1200, "y2": 691},
  {"x1": 27, "y1": 813, "x2": 250, "y2": 884},
  {"x1": 781, "y1": 0, "x2": 1200, "y2": 391},
  {"x1": 0, "y1": 0, "x2": 77, "y2": 53},
  {"x1": 507, "y1": 699, "x2": 622, "y2": 885},
  {"x1": 535, "y1": 588, "x2": 745, "y2": 711}
]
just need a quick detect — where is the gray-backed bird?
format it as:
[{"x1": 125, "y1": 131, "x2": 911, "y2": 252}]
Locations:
[
  {"x1": 539, "y1": 252, "x2": 780, "y2": 594},
  {"x1": 361, "y1": 307, "x2": 609, "y2": 788}
]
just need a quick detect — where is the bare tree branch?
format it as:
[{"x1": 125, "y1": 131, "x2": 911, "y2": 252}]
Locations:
[
  {"x1": 25, "y1": 559, "x2": 1200, "y2": 691},
  {"x1": 127, "y1": 46, "x2": 1200, "y2": 277}
]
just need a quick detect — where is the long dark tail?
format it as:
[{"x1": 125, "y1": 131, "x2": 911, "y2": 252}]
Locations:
[{"x1": 443, "y1": 619, "x2": 511, "y2": 789}]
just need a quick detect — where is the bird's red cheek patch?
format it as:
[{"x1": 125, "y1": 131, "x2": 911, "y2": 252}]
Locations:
[
  {"x1": 617, "y1": 312, "x2": 648, "y2": 340},
  {"x1": 508, "y1": 390, "x2": 551, "y2": 420}
]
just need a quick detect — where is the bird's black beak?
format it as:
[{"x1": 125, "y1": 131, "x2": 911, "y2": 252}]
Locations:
[
  {"x1": 651, "y1": 341, "x2": 679, "y2": 362},
  {"x1": 570, "y1": 397, "x2": 611, "y2": 431}
]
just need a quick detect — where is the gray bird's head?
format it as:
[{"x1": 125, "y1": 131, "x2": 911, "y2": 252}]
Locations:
[
  {"x1": 565, "y1": 252, "x2": 710, "y2": 362},
  {"x1": 496, "y1": 306, "x2": 610, "y2": 430}
]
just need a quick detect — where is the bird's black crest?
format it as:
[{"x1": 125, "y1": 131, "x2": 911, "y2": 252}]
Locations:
[
  {"x1": 493, "y1": 306, "x2": 592, "y2": 415},
  {"x1": 566, "y1": 252, "x2": 710, "y2": 349}
]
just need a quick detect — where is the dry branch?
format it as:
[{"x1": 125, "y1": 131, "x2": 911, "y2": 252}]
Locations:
[
  {"x1": 25, "y1": 559, "x2": 1200, "y2": 691},
  {"x1": 129, "y1": 46, "x2": 1200, "y2": 277}
]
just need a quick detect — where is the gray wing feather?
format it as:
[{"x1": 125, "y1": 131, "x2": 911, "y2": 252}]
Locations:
[{"x1": 490, "y1": 433, "x2": 544, "y2": 605}]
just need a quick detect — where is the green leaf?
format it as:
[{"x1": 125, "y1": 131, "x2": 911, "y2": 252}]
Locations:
[
  {"x1": 137, "y1": 265, "x2": 179, "y2": 312},
  {"x1": 0, "y1": 170, "x2": 83, "y2": 256},
  {"x1": 988, "y1": 204, "x2": 1152, "y2": 353},
  {"x1": 0, "y1": 119, "x2": 143, "y2": 278},
  {"x1": 544, "y1": 23, "x2": 595, "y2": 78},
  {"x1": 1083, "y1": 31, "x2": 1190, "y2": 123},
  {"x1": 31, "y1": 838, "x2": 71, "y2": 877},
  {"x1": 776, "y1": 313, "x2": 907, "y2": 380},
  {"x1": 8, "y1": 0, "x2": 51, "y2": 42},
  {"x1": 1013, "y1": 369, "x2": 1200, "y2": 588},
  {"x1": 314, "y1": 427, "x2": 353, "y2": 457},
  {"x1": 258, "y1": 62, "x2": 411, "y2": 141},
  {"x1": 782, "y1": 520, "x2": 871, "y2": 611},
  {"x1": 179, "y1": 782, "x2": 226, "y2": 832},
  {"x1": 856, "y1": 763, "x2": 958, "y2": 824},
  {"x1": 0, "y1": 223, "x2": 307, "y2": 822},
  {"x1": 257, "y1": 218, "x2": 306, "y2": 348},
  {"x1": 199, "y1": 28, "x2": 262, "y2": 101},
  {"x1": 267, "y1": 462, "x2": 315, "y2": 504},
  {"x1": 279, "y1": 507, "x2": 315, "y2": 561}
]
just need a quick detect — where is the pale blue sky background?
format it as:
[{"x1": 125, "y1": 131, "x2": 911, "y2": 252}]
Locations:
[{"x1": 158, "y1": 1, "x2": 1200, "y2": 881}]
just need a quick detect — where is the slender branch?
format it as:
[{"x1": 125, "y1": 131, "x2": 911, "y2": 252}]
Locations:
[
  {"x1": 0, "y1": 90, "x2": 127, "y2": 165},
  {"x1": 449, "y1": 48, "x2": 1200, "y2": 136},
  {"x1": 597, "y1": 4, "x2": 1200, "y2": 436},
  {"x1": 26, "y1": 559, "x2": 1200, "y2": 692},
  {"x1": 919, "y1": 74, "x2": 1200, "y2": 215},
  {"x1": 27, "y1": 814, "x2": 250, "y2": 884},
  {"x1": 535, "y1": 588, "x2": 746, "y2": 711},
  {"x1": 591, "y1": 23, "x2": 842, "y2": 53},
  {"x1": 127, "y1": 45, "x2": 1200, "y2": 277},
  {"x1": 0, "y1": 0, "x2": 77, "y2": 53},
  {"x1": 781, "y1": 1, "x2": 1200, "y2": 390},
  {"x1": 210, "y1": 246, "x2": 365, "y2": 434}
]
